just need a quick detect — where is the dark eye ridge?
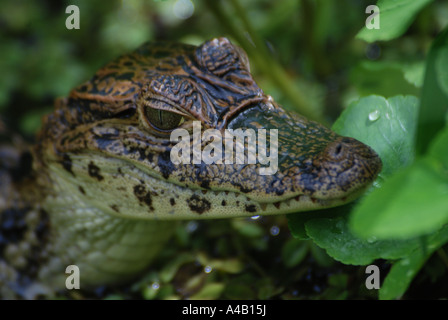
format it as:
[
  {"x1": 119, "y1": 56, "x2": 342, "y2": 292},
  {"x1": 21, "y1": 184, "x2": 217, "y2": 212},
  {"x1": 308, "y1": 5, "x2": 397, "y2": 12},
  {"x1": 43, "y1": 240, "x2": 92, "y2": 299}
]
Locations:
[{"x1": 145, "y1": 107, "x2": 184, "y2": 131}]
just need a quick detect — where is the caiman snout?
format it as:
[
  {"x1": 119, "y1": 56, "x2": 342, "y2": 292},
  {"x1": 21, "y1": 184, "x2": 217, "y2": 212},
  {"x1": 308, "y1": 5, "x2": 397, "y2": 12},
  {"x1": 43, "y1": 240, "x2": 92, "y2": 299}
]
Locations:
[
  {"x1": 306, "y1": 136, "x2": 383, "y2": 200},
  {"x1": 226, "y1": 103, "x2": 382, "y2": 205}
]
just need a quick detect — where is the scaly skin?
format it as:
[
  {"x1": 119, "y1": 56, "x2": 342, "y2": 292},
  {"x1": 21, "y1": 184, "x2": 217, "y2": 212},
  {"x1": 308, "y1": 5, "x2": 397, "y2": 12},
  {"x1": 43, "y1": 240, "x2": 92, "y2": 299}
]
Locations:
[{"x1": 0, "y1": 38, "x2": 381, "y2": 298}]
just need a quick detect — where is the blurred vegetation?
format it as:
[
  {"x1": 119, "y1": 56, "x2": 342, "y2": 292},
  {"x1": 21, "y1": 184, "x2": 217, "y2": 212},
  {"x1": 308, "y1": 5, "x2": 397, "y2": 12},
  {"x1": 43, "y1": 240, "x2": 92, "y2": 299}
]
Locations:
[{"x1": 1, "y1": 0, "x2": 448, "y2": 300}]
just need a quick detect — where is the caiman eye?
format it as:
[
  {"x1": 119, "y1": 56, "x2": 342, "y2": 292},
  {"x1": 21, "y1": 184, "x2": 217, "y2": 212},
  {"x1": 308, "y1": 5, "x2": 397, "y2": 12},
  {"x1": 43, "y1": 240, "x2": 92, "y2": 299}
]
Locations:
[{"x1": 144, "y1": 107, "x2": 184, "y2": 131}]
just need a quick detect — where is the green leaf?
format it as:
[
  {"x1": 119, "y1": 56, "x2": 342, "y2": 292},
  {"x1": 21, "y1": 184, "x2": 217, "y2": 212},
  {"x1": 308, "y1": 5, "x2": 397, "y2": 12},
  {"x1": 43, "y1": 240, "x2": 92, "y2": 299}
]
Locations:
[
  {"x1": 305, "y1": 214, "x2": 419, "y2": 265},
  {"x1": 281, "y1": 238, "x2": 309, "y2": 268},
  {"x1": 380, "y1": 225, "x2": 448, "y2": 299},
  {"x1": 436, "y1": 48, "x2": 448, "y2": 97},
  {"x1": 350, "y1": 61, "x2": 421, "y2": 98},
  {"x1": 287, "y1": 213, "x2": 310, "y2": 240},
  {"x1": 231, "y1": 218, "x2": 264, "y2": 238},
  {"x1": 332, "y1": 95, "x2": 419, "y2": 178},
  {"x1": 309, "y1": 242, "x2": 335, "y2": 267},
  {"x1": 427, "y1": 125, "x2": 448, "y2": 168},
  {"x1": 417, "y1": 27, "x2": 448, "y2": 154},
  {"x1": 356, "y1": 0, "x2": 434, "y2": 42},
  {"x1": 159, "y1": 252, "x2": 195, "y2": 283},
  {"x1": 189, "y1": 283, "x2": 225, "y2": 300},
  {"x1": 287, "y1": 202, "x2": 354, "y2": 240},
  {"x1": 350, "y1": 158, "x2": 448, "y2": 240},
  {"x1": 403, "y1": 62, "x2": 426, "y2": 88}
]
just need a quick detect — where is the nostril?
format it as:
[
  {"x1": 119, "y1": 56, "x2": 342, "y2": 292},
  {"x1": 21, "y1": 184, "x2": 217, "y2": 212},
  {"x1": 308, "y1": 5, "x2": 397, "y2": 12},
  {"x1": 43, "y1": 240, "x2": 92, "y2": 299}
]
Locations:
[
  {"x1": 334, "y1": 143, "x2": 343, "y2": 156},
  {"x1": 327, "y1": 142, "x2": 345, "y2": 160}
]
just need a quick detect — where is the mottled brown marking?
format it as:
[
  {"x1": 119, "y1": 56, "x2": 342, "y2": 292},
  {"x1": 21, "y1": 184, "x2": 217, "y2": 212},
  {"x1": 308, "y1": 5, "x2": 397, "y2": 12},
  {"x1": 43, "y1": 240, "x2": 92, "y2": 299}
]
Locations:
[
  {"x1": 88, "y1": 161, "x2": 103, "y2": 181},
  {"x1": 61, "y1": 154, "x2": 74, "y2": 176},
  {"x1": 133, "y1": 184, "x2": 153, "y2": 210},
  {"x1": 187, "y1": 195, "x2": 211, "y2": 214},
  {"x1": 245, "y1": 204, "x2": 257, "y2": 213}
]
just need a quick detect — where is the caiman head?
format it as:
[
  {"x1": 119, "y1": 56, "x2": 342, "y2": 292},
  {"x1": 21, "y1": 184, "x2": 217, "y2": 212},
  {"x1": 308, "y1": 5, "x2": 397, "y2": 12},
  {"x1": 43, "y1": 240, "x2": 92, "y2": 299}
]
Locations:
[{"x1": 36, "y1": 37, "x2": 382, "y2": 220}]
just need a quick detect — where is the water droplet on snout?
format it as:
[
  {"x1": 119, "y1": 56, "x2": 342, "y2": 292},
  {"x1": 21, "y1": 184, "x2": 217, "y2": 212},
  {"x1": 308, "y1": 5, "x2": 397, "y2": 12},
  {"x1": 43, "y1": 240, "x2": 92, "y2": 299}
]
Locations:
[
  {"x1": 204, "y1": 266, "x2": 213, "y2": 273},
  {"x1": 368, "y1": 110, "x2": 380, "y2": 122}
]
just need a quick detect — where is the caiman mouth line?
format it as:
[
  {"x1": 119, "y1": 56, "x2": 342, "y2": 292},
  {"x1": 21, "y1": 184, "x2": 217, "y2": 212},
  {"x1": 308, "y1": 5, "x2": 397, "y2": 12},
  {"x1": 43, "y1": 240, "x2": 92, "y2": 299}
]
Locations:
[
  {"x1": 192, "y1": 185, "x2": 364, "y2": 213},
  {"x1": 82, "y1": 145, "x2": 375, "y2": 220},
  {"x1": 132, "y1": 167, "x2": 367, "y2": 220},
  {"x1": 198, "y1": 188, "x2": 345, "y2": 210},
  {"x1": 170, "y1": 184, "x2": 367, "y2": 220}
]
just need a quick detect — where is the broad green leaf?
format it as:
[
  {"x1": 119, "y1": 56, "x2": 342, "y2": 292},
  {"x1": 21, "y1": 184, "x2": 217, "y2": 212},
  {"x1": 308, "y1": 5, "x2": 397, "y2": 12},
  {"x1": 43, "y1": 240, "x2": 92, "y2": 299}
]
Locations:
[
  {"x1": 380, "y1": 225, "x2": 448, "y2": 299},
  {"x1": 287, "y1": 202, "x2": 354, "y2": 240},
  {"x1": 403, "y1": 62, "x2": 426, "y2": 88},
  {"x1": 417, "y1": 27, "x2": 448, "y2": 154},
  {"x1": 350, "y1": 61, "x2": 421, "y2": 98},
  {"x1": 332, "y1": 95, "x2": 419, "y2": 178},
  {"x1": 350, "y1": 158, "x2": 448, "y2": 240},
  {"x1": 356, "y1": 0, "x2": 434, "y2": 42},
  {"x1": 436, "y1": 48, "x2": 448, "y2": 97},
  {"x1": 379, "y1": 249, "x2": 425, "y2": 300},
  {"x1": 305, "y1": 215, "x2": 419, "y2": 265},
  {"x1": 427, "y1": 125, "x2": 448, "y2": 168},
  {"x1": 287, "y1": 213, "x2": 310, "y2": 240}
]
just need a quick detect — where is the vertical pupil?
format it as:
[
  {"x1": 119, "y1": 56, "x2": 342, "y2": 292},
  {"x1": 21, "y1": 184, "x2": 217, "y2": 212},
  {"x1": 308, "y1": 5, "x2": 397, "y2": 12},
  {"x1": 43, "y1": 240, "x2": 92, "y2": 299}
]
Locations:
[
  {"x1": 145, "y1": 107, "x2": 183, "y2": 131},
  {"x1": 158, "y1": 109, "x2": 163, "y2": 125}
]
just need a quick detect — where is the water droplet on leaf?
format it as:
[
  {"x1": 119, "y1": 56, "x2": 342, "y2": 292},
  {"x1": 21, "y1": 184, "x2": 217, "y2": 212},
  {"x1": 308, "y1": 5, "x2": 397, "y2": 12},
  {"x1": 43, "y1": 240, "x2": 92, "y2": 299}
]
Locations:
[{"x1": 368, "y1": 110, "x2": 380, "y2": 121}]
